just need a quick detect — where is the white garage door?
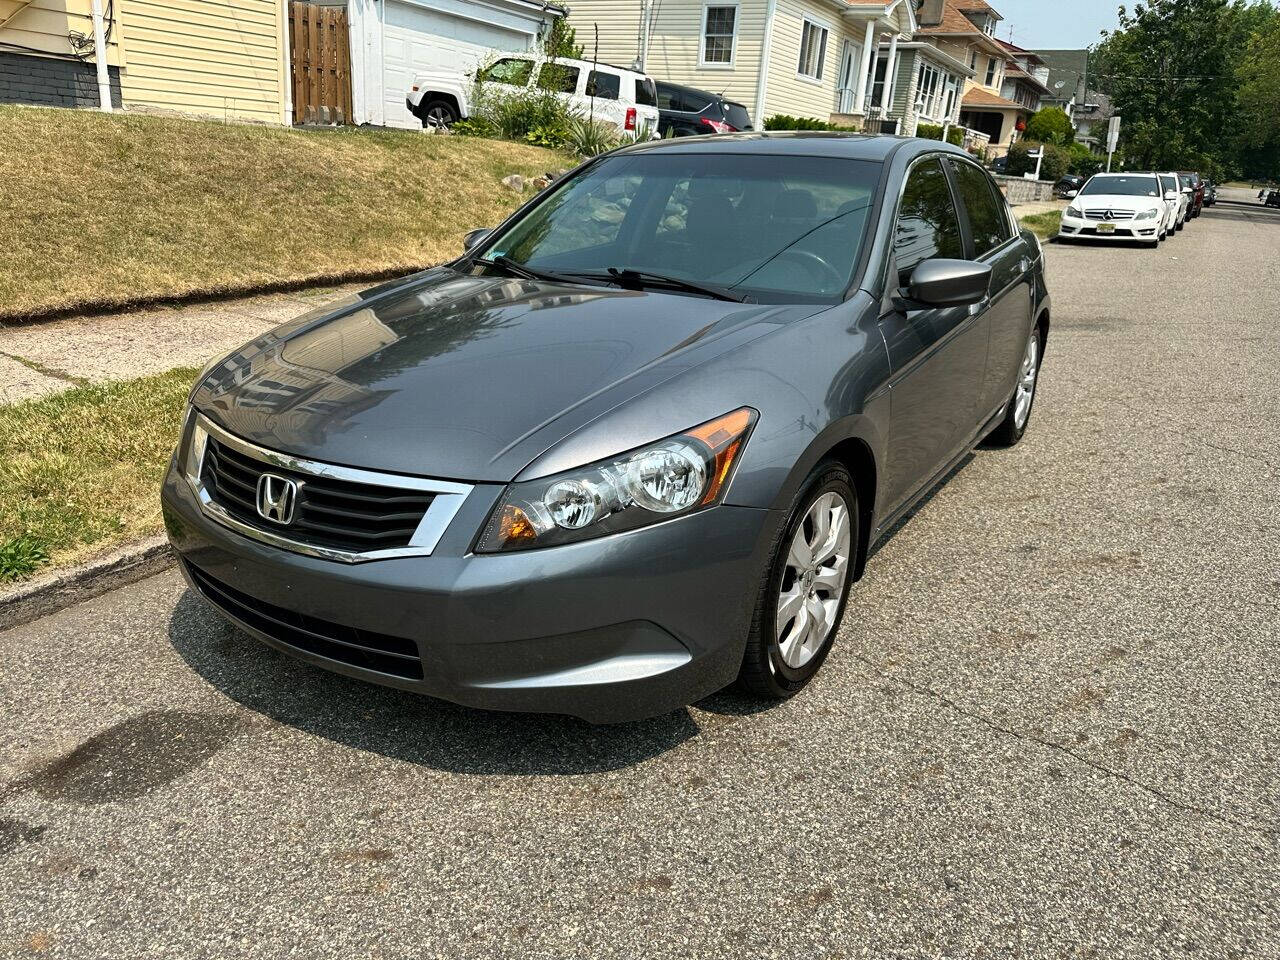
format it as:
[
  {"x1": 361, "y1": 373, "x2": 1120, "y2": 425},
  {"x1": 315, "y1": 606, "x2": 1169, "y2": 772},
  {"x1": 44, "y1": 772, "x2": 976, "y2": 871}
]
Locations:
[{"x1": 382, "y1": 0, "x2": 532, "y2": 129}]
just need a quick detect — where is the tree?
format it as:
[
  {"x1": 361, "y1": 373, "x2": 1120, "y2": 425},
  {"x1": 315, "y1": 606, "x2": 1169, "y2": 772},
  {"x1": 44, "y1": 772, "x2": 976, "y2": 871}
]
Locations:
[
  {"x1": 1090, "y1": 0, "x2": 1280, "y2": 178},
  {"x1": 1024, "y1": 107, "x2": 1073, "y2": 146},
  {"x1": 1236, "y1": 15, "x2": 1280, "y2": 180},
  {"x1": 543, "y1": 12, "x2": 584, "y2": 61}
]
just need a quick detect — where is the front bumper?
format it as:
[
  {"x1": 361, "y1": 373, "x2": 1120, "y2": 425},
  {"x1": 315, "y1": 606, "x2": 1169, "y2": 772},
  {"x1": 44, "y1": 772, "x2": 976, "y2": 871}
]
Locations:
[
  {"x1": 162, "y1": 458, "x2": 776, "y2": 723},
  {"x1": 1058, "y1": 214, "x2": 1161, "y2": 241}
]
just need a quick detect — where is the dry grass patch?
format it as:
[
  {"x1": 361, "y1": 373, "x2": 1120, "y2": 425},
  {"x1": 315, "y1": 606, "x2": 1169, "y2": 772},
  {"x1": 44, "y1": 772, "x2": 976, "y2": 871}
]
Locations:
[
  {"x1": 0, "y1": 106, "x2": 568, "y2": 320},
  {"x1": 0, "y1": 368, "x2": 195, "y2": 581}
]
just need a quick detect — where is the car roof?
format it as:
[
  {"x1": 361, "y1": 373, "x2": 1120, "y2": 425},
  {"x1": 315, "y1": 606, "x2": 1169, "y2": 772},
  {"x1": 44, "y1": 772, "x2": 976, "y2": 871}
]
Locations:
[{"x1": 612, "y1": 131, "x2": 964, "y2": 163}]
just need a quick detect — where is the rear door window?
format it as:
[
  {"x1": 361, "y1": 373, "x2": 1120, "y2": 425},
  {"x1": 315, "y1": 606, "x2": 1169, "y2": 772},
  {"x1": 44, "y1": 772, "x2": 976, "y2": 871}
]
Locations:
[
  {"x1": 894, "y1": 158, "x2": 964, "y2": 286},
  {"x1": 949, "y1": 160, "x2": 1011, "y2": 257},
  {"x1": 635, "y1": 77, "x2": 657, "y2": 107},
  {"x1": 722, "y1": 101, "x2": 751, "y2": 130},
  {"x1": 537, "y1": 62, "x2": 580, "y2": 94},
  {"x1": 586, "y1": 70, "x2": 621, "y2": 100}
]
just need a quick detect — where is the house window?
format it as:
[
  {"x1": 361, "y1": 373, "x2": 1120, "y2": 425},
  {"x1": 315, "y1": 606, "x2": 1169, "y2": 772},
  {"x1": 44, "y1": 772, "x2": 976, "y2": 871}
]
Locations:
[
  {"x1": 701, "y1": 5, "x2": 737, "y2": 65},
  {"x1": 797, "y1": 19, "x2": 829, "y2": 80},
  {"x1": 870, "y1": 53, "x2": 890, "y2": 108},
  {"x1": 943, "y1": 75, "x2": 958, "y2": 119},
  {"x1": 916, "y1": 61, "x2": 944, "y2": 119},
  {"x1": 969, "y1": 50, "x2": 978, "y2": 70},
  {"x1": 985, "y1": 57, "x2": 999, "y2": 87}
]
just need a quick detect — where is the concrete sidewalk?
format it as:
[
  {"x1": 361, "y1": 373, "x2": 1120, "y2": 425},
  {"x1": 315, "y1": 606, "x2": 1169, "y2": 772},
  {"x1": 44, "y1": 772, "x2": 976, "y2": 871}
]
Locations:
[{"x1": 0, "y1": 283, "x2": 367, "y2": 406}]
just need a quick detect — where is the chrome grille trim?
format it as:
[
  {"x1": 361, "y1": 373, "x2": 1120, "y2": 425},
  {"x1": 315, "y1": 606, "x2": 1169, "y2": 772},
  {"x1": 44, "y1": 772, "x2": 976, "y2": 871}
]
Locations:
[
  {"x1": 184, "y1": 412, "x2": 473, "y2": 563},
  {"x1": 1084, "y1": 208, "x2": 1136, "y2": 221}
]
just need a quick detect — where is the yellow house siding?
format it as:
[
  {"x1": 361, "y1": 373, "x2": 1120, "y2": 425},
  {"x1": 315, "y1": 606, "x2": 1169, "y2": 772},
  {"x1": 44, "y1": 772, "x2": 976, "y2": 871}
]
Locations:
[
  {"x1": 116, "y1": 0, "x2": 283, "y2": 123},
  {"x1": 763, "y1": 0, "x2": 854, "y2": 121},
  {"x1": 0, "y1": 0, "x2": 121, "y2": 65},
  {"x1": 568, "y1": 0, "x2": 767, "y2": 115}
]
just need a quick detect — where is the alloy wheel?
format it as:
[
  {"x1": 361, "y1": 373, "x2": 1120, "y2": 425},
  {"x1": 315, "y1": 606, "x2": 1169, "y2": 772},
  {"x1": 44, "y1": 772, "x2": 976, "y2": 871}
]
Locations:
[
  {"x1": 775, "y1": 492, "x2": 851, "y2": 669},
  {"x1": 426, "y1": 106, "x2": 453, "y2": 128},
  {"x1": 1013, "y1": 331, "x2": 1039, "y2": 430}
]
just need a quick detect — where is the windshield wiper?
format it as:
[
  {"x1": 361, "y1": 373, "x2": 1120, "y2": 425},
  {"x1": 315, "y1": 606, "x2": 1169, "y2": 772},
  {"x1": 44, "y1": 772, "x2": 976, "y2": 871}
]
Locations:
[
  {"x1": 475, "y1": 255, "x2": 582, "y2": 286},
  {"x1": 593, "y1": 268, "x2": 748, "y2": 303}
]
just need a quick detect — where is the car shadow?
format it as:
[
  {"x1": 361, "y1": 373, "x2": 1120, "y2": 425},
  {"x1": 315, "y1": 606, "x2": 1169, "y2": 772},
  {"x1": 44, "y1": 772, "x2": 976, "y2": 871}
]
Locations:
[
  {"x1": 168, "y1": 591, "x2": 702, "y2": 776},
  {"x1": 868, "y1": 452, "x2": 976, "y2": 562}
]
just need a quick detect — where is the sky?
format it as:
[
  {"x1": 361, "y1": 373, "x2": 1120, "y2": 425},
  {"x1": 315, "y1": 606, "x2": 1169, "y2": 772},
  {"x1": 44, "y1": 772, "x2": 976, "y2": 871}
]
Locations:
[{"x1": 988, "y1": 0, "x2": 1123, "y2": 50}]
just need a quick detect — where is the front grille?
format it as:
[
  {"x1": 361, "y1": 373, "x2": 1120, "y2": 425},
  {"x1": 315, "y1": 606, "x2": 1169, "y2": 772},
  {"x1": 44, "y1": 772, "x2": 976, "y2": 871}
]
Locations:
[
  {"x1": 187, "y1": 562, "x2": 424, "y2": 680},
  {"x1": 200, "y1": 437, "x2": 435, "y2": 554},
  {"x1": 1084, "y1": 209, "x2": 1136, "y2": 221}
]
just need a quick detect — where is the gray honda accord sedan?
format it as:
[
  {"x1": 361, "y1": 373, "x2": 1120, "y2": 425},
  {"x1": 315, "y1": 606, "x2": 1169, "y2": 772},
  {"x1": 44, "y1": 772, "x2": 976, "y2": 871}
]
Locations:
[{"x1": 162, "y1": 133, "x2": 1050, "y2": 722}]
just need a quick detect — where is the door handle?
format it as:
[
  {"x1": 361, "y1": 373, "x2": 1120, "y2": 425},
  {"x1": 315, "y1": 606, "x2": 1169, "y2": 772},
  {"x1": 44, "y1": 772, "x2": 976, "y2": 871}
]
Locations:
[{"x1": 1017, "y1": 257, "x2": 1031, "y2": 275}]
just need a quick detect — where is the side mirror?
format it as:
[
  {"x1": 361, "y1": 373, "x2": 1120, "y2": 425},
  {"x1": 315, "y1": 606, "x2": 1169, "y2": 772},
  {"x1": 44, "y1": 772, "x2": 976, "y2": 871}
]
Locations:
[
  {"x1": 1065, "y1": 189, "x2": 1078, "y2": 198},
  {"x1": 903, "y1": 259, "x2": 993, "y2": 309},
  {"x1": 463, "y1": 228, "x2": 491, "y2": 252},
  {"x1": 1165, "y1": 190, "x2": 1179, "y2": 201}
]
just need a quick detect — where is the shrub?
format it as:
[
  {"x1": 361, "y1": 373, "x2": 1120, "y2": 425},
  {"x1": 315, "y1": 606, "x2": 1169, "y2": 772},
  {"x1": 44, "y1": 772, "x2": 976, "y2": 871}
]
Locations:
[
  {"x1": 1005, "y1": 140, "x2": 1037, "y2": 177},
  {"x1": 1067, "y1": 141, "x2": 1104, "y2": 177},
  {"x1": 764, "y1": 114, "x2": 859, "y2": 132},
  {"x1": 565, "y1": 115, "x2": 620, "y2": 157},
  {"x1": 1025, "y1": 107, "x2": 1073, "y2": 146},
  {"x1": 1005, "y1": 140, "x2": 1071, "y2": 181},
  {"x1": 1040, "y1": 143, "x2": 1070, "y2": 181},
  {"x1": 917, "y1": 122, "x2": 964, "y2": 145}
]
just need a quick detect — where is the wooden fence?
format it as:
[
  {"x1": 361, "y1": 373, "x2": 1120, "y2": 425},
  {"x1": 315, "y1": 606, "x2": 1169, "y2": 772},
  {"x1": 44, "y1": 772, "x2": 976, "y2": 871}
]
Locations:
[{"x1": 289, "y1": 1, "x2": 354, "y2": 125}]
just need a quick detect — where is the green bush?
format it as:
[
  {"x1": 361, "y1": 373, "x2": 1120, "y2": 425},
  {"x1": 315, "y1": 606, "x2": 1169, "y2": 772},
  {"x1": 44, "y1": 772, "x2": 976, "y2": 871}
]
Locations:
[
  {"x1": 1067, "y1": 141, "x2": 1104, "y2": 177},
  {"x1": 764, "y1": 114, "x2": 859, "y2": 132},
  {"x1": 1025, "y1": 107, "x2": 1074, "y2": 146},
  {"x1": 1005, "y1": 140, "x2": 1069, "y2": 180},
  {"x1": 1040, "y1": 142, "x2": 1070, "y2": 181},
  {"x1": 1005, "y1": 140, "x2": 1037, "y2": 177},
  {"x1": 917, "y1": 122, "x2": 964, "y2": 145}
]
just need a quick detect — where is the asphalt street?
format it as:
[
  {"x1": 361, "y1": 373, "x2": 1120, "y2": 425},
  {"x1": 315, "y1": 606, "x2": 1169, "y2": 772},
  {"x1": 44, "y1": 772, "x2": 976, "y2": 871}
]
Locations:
[{"x1": 2, "y1": 197, "x2": 1278, "y2": 959}]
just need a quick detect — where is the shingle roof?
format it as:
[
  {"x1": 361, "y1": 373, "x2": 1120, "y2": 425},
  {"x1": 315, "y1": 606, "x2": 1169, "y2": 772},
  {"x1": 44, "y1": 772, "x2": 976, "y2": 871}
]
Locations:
[{"x1": 962, "y1": 87, "x2": 1024, "y2": 109}]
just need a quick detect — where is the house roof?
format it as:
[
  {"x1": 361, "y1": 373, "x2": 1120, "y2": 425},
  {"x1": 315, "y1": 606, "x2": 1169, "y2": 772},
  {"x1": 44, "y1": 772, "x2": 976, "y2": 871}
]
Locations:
[
  {"x1": 1005, "y1": 64, "x2": 1052, "y2": 94},
  {"x1": 839, "y1": 1, "x2": 918, "y2": 33},
  {"x1": 880, "y1": 39, "x2": 976, "y2": 77},
  {"x1": 962, "y1": 87, "x2": 1025, "y2": 109},
  {"x1": 915, "y1": 0, "x2": 1014, "y2": 58},
  {"x1": 999, "y1": 38, "x2": 1044, "y2": 64}
]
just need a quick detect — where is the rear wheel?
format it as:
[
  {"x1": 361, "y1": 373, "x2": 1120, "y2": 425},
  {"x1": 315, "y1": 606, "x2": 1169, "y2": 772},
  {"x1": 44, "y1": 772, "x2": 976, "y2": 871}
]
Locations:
[
  {"x1": 988, "y1": 325, "x2": 1042, "y2": 447},
  {"x1": 738, "y1": 464, "x2": 857, "y2": 699}
]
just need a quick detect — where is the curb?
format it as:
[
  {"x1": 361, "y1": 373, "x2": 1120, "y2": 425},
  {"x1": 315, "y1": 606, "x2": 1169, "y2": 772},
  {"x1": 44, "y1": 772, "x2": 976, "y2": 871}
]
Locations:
[
  {"x1": 0, "y1": 266, "x2": 429, "y2": 327},
  {"x1": 0, "y1": 536, "x2": 176, "y2": 632}
]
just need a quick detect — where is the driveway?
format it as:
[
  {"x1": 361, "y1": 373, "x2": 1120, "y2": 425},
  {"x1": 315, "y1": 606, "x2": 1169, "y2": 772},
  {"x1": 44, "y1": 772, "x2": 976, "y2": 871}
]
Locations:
[{"x1": 2, "y1": 202, "x2": 1278, "y2": 959}]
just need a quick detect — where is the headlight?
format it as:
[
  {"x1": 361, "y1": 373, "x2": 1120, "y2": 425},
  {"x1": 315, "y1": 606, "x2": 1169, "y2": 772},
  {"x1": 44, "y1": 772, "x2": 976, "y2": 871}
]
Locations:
[
  {"x1": 1135, "y1": 208, "x2": 1160, "y2": 220},
  {"x1": 1065, "y1": 204, "x2": 1082, "y2": 219},
  {"x1": 477, "y1": 408, "x2": 757, "y2": 552}
]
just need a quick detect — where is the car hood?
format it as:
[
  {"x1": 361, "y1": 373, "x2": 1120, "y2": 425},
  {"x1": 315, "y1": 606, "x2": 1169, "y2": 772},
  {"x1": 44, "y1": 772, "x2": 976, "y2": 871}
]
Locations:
[{"x1": 193, "y1": 268, "x2": 814, "y2": 482}]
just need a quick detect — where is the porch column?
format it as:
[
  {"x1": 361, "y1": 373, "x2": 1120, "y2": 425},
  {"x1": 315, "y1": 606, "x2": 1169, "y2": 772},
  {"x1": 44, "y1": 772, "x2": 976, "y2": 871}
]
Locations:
[
  {"x1": 852, "y1": 19, "x2": 876, "y2": 115},
  {"x1": 878, "y1": 33, "x2": 898, "y2": 113}
]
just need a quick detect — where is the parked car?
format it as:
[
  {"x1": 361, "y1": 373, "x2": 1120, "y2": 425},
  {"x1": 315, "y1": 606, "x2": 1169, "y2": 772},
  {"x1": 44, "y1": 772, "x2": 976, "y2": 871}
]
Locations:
[
  {"x1": 1158, "y1": 172, "x2": 1188, "y2": 234},
  {"x1": 1203, "y1": 181, "x2": 1217, "y2": 206},
  {"x1": 1058, "y1": 172, "x2": 1167, "y2": 246},
  {"x1": 1266, "y1": 190, "x2": 1280, "y2": 208},
  {"x1": 654, "y1": 81, "x2": 752, "y2": 136},
  {"x1": 991, "y1": 155, "x2": 1009, "y2": 174},
  {"x1": 1053, "y1": 175, "x2": 1085, "y2": 199},
  {"x1": 408, "y1": 55, "x2": 660, "y2": 138},
  {"x1": 1178, "y1": 171, "x2": 1204, "y2": 218},
  {"x1": 163, "y1": 135, "x2": 1050, "y2": 723}
]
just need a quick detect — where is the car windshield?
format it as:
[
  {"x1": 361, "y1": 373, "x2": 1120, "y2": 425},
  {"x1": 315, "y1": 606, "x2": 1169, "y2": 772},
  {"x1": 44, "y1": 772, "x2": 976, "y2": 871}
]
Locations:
[
  {"x1": 1080, "y1": 175, "x2": 1161, "y2": 198},
  {"x1": 475, "y1": 152, "x2": 880, "y2": 302}
]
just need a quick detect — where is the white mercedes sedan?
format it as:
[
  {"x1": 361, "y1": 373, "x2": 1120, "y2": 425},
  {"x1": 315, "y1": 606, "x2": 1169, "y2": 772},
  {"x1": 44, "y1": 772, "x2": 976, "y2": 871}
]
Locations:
[{"x1": 1058, "y1": 173, "x2": 1168, "y2": 247}]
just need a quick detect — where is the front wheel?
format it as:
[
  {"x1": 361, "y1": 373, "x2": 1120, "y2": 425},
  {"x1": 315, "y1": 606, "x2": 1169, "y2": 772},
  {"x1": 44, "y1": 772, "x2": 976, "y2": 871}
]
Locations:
[
  {"x1": 988, "y1": 325, "x2": 1042, "y2": 447},
  {"x1": 738, "y1": 465, "x2": 857, "y2": 699},
  {"x1": 419, "y1": 99, "x2": 459, "y2": 129}
]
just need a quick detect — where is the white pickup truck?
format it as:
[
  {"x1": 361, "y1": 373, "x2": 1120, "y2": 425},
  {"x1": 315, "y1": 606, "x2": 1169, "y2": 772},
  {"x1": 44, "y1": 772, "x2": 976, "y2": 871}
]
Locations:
[{"x1": 407, "y1": 54, "x2": 660, "y2": 138}]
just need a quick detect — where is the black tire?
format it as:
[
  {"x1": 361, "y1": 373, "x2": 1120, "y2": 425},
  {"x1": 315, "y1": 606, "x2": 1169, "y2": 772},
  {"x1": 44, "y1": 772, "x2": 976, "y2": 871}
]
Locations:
[
  {"x1": 988, "y1": 323, "x2": 1043, "y2": 447},
  {"x1": 419, "y1": 98, "x2": 459, "y2": 129},
  {"x1": 737, "y1": 463, "x2": 858, "y2": 699}
]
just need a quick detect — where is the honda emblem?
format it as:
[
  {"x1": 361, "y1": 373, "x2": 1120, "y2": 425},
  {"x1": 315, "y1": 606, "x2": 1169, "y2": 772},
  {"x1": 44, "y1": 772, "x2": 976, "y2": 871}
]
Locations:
[{"x1": 256, "y1": 473, "x2": 298, "y2": 525}]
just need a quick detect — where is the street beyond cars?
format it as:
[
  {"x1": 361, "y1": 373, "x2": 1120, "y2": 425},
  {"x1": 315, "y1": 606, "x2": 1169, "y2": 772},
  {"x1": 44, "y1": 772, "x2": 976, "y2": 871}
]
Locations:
[
  {"x1": 1058, "y1": 172, "x2": 1168, "y2": 246},
  {"x1": 162, "y1": 135, "x2": 1051, "y2": 723}
]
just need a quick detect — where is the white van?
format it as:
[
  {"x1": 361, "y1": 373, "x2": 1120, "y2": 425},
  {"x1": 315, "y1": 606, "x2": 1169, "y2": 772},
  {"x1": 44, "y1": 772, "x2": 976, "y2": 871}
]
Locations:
[{"x1": 408, "y1": 55, "x2": 660, "y2": 139}]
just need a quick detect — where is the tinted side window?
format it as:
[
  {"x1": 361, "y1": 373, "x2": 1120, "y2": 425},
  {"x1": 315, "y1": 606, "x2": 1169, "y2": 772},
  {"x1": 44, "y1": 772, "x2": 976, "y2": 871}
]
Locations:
[
  {"x1": 895, "y1": 158, "x2": 964, "y2": 285},
  {"x1": 481, "y1": 58, "x2": 533, "y2": 86},
  {"x1": 586, "y1": 71, "x2": 621, "y2": 100},
  {"x1": 635, "y1": 77, "x2": 657, "y2": 107},
  {"x1": 722, "y1": 101, "x2": 751, "y2": 130},
  {"x1": 537, "y1": 62, "x2": 580, "y2": 94},
  {"x1": 950, "y1": 160, "x2": 1010, "y2": 257}
]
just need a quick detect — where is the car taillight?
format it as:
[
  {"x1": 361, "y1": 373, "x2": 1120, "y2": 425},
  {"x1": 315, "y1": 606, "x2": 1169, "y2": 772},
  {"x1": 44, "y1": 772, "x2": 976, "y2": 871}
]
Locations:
[
  {"x1": 624, "y1": 107, "x2": 636, "y2": 131},
  {"x1": 700, "y1": 118, "x2": 733, "y2": 134}
]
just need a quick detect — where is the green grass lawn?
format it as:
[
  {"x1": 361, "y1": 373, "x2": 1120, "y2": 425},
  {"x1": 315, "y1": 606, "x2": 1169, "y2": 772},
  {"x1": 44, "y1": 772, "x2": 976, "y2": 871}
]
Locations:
[
  {"x1": 0, "y1": 369, "x2": 196, "y2": 582},
  {"x1": 1019, "y1": 210, "x2": 1062, "y2": 240},
  {"x1": 0, "y1": 106, "x2": 568, "y2": 321}
]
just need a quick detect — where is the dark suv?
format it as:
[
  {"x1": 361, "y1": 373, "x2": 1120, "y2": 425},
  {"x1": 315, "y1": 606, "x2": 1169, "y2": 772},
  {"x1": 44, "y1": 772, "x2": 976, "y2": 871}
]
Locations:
[{"x1": 655, "y1": 81, "x2": 752, "y2": 136}]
